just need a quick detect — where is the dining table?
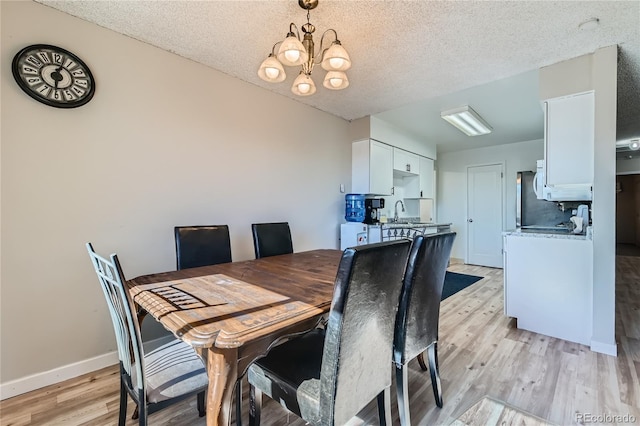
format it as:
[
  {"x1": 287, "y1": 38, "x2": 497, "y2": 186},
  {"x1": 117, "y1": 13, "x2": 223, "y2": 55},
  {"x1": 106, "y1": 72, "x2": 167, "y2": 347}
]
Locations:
[{"x1": 127, "y1": 249, "x2": 343, "y2": 426}]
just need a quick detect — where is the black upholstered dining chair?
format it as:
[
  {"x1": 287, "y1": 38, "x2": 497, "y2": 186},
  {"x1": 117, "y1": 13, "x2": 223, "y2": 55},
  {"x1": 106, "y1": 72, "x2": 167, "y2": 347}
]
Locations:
[
  {"x1": 251, "y1": 222, "x2": 293, "y2": 259},
  {"x1": 174, "y1": 225, "x2": 246, "y2": 425},
  {"x1": 86, "y1": 243, "x2": 208, "y2": 426},
  {"x1": 174, "y1": 225, "x2": 232, "y2": 270},
  {"x1": 393, "y1": 232, "x2": 456, "y2": 426},
  {"x1": 246, "y1": 239, "x2": 411, "y2": 426}
]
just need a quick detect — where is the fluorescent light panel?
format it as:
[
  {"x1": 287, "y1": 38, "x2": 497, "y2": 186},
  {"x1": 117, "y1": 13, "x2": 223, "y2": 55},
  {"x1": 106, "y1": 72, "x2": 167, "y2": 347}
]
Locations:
[{"x1": 441, "y1": 106, "x2": 492, "y2": 136}]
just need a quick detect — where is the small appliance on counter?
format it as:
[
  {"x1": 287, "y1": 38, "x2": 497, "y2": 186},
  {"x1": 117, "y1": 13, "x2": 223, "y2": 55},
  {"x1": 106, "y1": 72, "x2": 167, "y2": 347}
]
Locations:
[
  {"x1": 364, "y1": 197, "x2": 385, "y2": 224},
  {"x1": 345, "y1": 194, "x2": 366, "y2": 223},
  {"x1": 341, "y1": 194, "x2": 384, "y2": 249},
  {"x1": 570, "y1": 204, "x2": 590, "y2": 234},
  {"x1": 343, "y1": 194, "x2": 385, "y2": 224}
]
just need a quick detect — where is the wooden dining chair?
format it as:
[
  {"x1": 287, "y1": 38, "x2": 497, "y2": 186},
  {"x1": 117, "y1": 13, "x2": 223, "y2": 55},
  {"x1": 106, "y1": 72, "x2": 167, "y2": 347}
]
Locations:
[
  {"x1": 251, "y1": 222, "x2": 293, "y2": 258},
  {"x1": 86, "y1": 243, "x2": 208, "y2": 425},
  {"x1": 247, "y1": 239, "x2": 411, "y2": 426},
  {"x1": 174, "y1": 225, "x2": 232, "y2": 270},
  {"x1": 393, "y1": 232, "x2": 456, "y2": 426}
]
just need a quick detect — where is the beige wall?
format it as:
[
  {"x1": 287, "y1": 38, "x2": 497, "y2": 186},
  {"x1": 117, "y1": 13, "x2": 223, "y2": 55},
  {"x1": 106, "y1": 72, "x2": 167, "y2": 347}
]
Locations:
[{"x1": 1, "y1": 1, "x2": 351, "y2": 385}]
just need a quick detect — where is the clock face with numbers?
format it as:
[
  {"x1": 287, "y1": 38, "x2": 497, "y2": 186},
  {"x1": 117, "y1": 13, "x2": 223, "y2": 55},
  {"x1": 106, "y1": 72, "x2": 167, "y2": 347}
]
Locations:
[{"x1": 12, "y1": 44, "x2": 95, "y2": 108}]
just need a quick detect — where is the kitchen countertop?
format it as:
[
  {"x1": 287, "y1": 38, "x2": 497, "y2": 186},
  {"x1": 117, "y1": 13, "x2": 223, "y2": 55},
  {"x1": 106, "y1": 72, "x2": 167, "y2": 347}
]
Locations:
[
  {"x1": 503, "y1": 227, "x2": 592, "y2": 241},
  {"x1": 381, "y1": 222, "x2": 452, "y2": 229}
]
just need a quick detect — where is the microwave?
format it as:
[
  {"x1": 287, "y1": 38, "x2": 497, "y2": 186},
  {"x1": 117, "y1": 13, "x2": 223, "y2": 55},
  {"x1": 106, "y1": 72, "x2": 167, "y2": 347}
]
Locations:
[{"x1": 534, "y1": 159, "x2": 592, "y2": 201}]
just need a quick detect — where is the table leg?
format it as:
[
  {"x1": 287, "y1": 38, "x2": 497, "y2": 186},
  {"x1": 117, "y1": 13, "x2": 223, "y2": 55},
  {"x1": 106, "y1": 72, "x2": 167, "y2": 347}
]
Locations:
[{"x1": 206, "y1": 346, "x2": 238, "y2": 426}]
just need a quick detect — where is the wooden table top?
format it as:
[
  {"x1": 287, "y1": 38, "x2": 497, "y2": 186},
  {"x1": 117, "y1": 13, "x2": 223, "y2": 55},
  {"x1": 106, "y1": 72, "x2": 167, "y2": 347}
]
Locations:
[{"x1": 127, "y1": 249, "x2": 342, "y2": 349}]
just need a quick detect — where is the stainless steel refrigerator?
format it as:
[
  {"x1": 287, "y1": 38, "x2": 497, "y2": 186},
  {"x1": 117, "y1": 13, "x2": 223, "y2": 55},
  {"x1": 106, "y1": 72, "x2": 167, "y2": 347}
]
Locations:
[{"x1": 517, "y1": 171, "x2": 572, "y2": 229}]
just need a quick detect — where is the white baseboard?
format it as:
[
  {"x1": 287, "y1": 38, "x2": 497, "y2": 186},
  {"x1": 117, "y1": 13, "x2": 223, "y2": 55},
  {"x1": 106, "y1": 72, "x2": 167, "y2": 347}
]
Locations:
[
  {"x1": 0, "y1": 335, "x2": 174, "y2": 400},
  {"x1": 590, "y1": 340, "x2": 618, "y2": 356}
]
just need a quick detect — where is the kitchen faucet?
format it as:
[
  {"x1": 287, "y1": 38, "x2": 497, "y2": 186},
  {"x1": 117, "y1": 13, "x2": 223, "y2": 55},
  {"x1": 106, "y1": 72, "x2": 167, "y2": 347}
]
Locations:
[{"x1": 394, "y1": 200, "x2": 405, "y2": 222}]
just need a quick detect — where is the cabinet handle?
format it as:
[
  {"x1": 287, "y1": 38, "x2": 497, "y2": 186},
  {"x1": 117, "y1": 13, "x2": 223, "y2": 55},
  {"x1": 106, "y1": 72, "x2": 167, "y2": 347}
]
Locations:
[
  {"x1": 391, "y1": 187, "x2": 395, "y2": 195},
  {"x1": 420, "y1": 190, "x2": 423, "y2": 197},
  {"x1": 406, "y1": 164, "x2": 411, "y2": 172},
  {"x1": 468, "y1": 218, "x2": 473, "y2": 223}
]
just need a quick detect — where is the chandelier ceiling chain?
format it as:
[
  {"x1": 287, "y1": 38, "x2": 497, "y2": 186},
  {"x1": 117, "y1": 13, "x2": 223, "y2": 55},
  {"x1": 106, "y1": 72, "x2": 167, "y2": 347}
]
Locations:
[{"x1": 258, "y1": 0, "x2": 351, "y2": 97}]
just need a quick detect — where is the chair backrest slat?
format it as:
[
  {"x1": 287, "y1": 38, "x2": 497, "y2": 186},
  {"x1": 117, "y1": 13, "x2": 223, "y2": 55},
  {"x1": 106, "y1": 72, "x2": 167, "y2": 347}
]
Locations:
[
  {"x1": 320, "y1": 239, "x2": 411, "y2": 425},
  {"x1": 86, "y1": 243, "x2": 145, "y2": 393}
]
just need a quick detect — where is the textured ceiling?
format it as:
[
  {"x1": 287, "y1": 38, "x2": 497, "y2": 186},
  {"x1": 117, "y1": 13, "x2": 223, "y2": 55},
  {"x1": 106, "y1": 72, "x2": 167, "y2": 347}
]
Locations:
[{"x1": 37, "y1": 0, "x2": 640, "y2": 153}]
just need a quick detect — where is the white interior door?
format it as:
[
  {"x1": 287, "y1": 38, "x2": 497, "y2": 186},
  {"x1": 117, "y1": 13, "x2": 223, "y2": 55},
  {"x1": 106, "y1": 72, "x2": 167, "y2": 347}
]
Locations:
[{"x1": 467, "y1": 164, "x2": 504, "y2": 267}]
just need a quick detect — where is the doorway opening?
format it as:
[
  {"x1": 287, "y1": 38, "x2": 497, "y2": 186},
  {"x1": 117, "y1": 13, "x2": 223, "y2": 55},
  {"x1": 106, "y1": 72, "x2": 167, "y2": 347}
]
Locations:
[{"x1": 615, "y1": 173, "x2": 640, "y2": 257}]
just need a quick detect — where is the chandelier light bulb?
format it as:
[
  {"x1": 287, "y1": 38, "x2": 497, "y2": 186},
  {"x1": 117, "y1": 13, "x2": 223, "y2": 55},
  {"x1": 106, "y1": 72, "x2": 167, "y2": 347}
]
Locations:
[
  {"x1": 284, "y1": 50, "x2": 300, "y2": 63},
  {"x1": 298, "y1": 83, "x2": 311, "y2": 93},
  {"x1": 329, "y1": 57, "x2": 345, "y2": 69},
  {"x1": 277, "y1": 35, "x2": 308, "y2": 66},
  {"x1": 258, "y1": 55, "x2": 286, "y2": 83},
  {"x1": 322, "y1": 70, "x2": 349, "y2": 90},
  {"x1": 321, "y1": 42, "x2": 351, "y2": 71},
  {"x1": 265, "y1": 67, "x2": 280, "y2": 79},
  {"x1": 292, "y1": 73, "x2": 316, "y2": 96}
]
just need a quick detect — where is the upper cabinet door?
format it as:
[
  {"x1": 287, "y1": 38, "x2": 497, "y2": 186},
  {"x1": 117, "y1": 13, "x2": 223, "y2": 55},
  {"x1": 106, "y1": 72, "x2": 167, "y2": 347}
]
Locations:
[
  {"x1": 544, "y1": 92, "x2": 594, "y2": 187},
  {"x1": 369, "y1": 141, "x2": 394, "y2": 195},
  {"x1": 393, "y1": 147, "x2": 419, "y2": 175},
  {"x1": 419, "y1": 157, "x2": 435, "y2": 199},
  {"x1": 352, "y1": 139, "x2": 393, "y2": 195}
]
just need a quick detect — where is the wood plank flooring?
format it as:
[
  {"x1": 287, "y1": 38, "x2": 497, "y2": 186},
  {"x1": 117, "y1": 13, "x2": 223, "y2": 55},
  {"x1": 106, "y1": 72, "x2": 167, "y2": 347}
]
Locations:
[{"x1": 1, "y1": 256, "x2": 639, "y2": 426}]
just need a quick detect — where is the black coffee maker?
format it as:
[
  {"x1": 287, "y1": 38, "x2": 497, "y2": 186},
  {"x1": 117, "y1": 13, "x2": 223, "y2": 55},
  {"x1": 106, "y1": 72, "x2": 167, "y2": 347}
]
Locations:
[{"x1": 364, "y1": 198, "x2": 385, "y2": 224}]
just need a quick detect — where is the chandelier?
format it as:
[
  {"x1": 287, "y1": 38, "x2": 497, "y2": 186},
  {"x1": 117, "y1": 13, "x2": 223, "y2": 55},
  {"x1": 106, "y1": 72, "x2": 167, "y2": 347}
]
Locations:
[{"x1": 258, "y1": 0, "x2": 351, "y2": 96}]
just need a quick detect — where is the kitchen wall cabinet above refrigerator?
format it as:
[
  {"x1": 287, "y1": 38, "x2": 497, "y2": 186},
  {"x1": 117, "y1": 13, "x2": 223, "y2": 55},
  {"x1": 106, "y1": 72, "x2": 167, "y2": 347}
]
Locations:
[{"x1": 541, "y1": 91, "x2": 594, "y2": 201}]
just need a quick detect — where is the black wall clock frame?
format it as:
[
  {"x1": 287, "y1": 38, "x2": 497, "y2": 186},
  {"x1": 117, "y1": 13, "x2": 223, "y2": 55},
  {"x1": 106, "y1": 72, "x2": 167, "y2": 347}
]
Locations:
[{"x1": 12, "y1": 44, "x2": 95, "y2": 108}]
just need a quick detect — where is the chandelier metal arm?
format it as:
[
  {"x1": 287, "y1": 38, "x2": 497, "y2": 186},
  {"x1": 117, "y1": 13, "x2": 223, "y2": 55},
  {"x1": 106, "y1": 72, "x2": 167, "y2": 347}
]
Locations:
[
  {"x1": 269, "y1": 41, "x2": 281, "y2": 56},
  {"x1": 317, "y1": 28, "x2": 339, "y2": 64},
  {"x1": 287, "y1": 23, "x2": 301, "y2": 39}
]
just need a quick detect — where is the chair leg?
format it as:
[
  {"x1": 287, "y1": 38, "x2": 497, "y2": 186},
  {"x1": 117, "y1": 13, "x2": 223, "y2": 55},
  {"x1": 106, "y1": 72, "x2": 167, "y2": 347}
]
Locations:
[
  {"x1": 427, "y1": 343, "x2": 443, "y2": 408},
  {"x1": 236, "y1": 380, "x2": 242, "y2": 426},
  {"x1": 118, "y1": 379, "x2": 128, "y2": 426},
  {"x1": 395, "y1": 363, "x2": 411, "y2": 426},
  {"x1": 376, "y1": 387, "x2": 392, "y2": 426},
  {"x1": 249, "y1": 384, "x2": 262, "y2": 426},
  {"x1": 137, "y1": 403, "x2": 148, "y2": 426},
  {"x1": 417, "y1": 352, "x2": 428, "y2": 371},
  {"x1": 132, "y1": 405, "x2": 139, "y2": 420},
  {"x1": 197, "y1": 391, "x2": 206, "y2": 417}
]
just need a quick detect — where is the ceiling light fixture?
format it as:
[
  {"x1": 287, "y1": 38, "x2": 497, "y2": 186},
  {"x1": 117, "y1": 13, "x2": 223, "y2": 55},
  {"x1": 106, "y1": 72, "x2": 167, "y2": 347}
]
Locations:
[
  {"x1": 441, "y1": 106, "x2": 493, "y2": 136},
  {"x1": 616, "y1": 138, "x2": 640, "y2": 151},
  {"x1": 257, "y1": 0, "x2": 351, "y2": 96}
]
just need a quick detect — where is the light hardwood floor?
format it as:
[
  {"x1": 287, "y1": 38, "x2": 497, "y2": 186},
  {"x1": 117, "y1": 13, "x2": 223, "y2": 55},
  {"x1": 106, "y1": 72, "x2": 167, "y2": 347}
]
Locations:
[{"x1": 2, "y1": 257, "x2": 639, "y2": 426}]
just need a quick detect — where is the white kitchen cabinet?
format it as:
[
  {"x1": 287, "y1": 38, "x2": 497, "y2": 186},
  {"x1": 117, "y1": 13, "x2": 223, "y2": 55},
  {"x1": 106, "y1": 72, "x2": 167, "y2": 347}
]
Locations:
[
  {"x1": 544, "y1": 91, "x2": 594, "y2": 191},
  {"x1": 393, "y1": 147, "x2": 419, "y2": 176},
  {"x1": 352, "y1": 139, "x2": 393, "y2": 195},
  {"x1": 503, "y1": 233, "x2": 592, "y2": 345},
  {"x1": 419, "y1": 156, "x2": 435, "y2": 199}
]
